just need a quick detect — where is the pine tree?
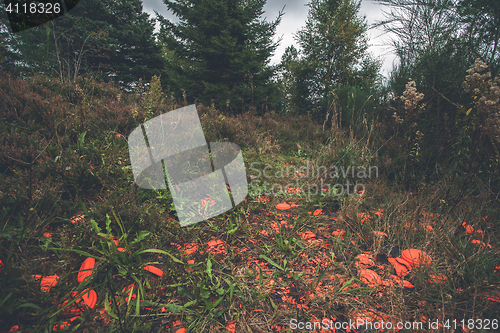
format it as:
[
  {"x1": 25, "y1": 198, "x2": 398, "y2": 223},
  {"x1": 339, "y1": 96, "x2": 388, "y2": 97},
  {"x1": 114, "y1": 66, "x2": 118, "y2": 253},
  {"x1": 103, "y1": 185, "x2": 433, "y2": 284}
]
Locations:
[
  {"x1": 275, "y1": 45, "x2": 315, "y2": 115},
  {"x1": 2, "y1": 0, "x2": 165, "y2": 90},
  {"x1": 156, "y1": 0, "x2": 283, "y2": 113}
]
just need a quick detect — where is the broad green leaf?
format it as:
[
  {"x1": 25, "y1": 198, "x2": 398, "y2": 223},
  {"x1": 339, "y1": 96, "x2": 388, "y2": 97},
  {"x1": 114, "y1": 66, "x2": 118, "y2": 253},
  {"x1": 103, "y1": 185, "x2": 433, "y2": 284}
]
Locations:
[
  {"x1": 90, "y1": 219, "x2": 102, "y2": 234},
  {"x1": 206, "y1": 258, "x2": 212, "y2": 276},
  {"x1": 77, "y1": 131, "x2": 87, "y2": 148},
  {"x1": 105, "y1": 214, "x2": 112, "y2": 236},
  {"x1": 130, "y1": 230, "x2": 150, "y2": 244},
  {"x1": 184, "y1": 300, "x2": 197, "y2": 307},
  {"x1": 165, "y1": 303, "x2": 184, "y2": 313}
]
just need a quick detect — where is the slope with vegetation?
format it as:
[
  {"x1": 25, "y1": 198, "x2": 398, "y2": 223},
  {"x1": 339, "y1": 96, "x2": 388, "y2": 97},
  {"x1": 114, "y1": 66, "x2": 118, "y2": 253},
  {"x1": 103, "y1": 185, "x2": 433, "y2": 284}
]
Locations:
[{"x1": 0, "y1": 63, "x2": 499, "y2": 332}]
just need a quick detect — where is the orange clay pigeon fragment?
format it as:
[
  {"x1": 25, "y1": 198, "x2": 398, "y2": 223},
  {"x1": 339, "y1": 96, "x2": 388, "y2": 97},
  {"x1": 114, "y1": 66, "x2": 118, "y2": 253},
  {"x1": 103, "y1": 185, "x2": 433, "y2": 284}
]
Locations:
[
  {"x1": 32, "y1": 274, "x2": 60, "y2": 292},
  {"x1": 144, "y1": 265, "x2": 163, "y2": 277},
  {"x1": 82, "y1": 289, "x2": 97, "y2": 308},
  {"x1": 388, "y1": 258, "x2": 410, "y2": 277},
  {"x1": 276, "y1": 202, "x2": 291, "y2": 210},
  {"x1": 355, "y1": 254, "x2": 375, "y2": 268},
  {"x1": 359, "y1": 269, "x2": 382, "y2": 287},
  {"x1": 372, "y1": 231, "x2": 388, "y2": 237},
  {"x1": 332, "y1": 229, "x2": 345, "y2": 236},
  {"x1": 111, "y1": 238, "x2": 126, "y2": 252},
  {"x1": 400, "y1": 249, "x2": 432, "y2": 268},
  {"x1": 483, "y1": 293, "x2": 500, "y2": 302},
  {"x1": 428, "y1": 273, "x2": 447, "y2": 284},
  {"x1": 71, "y1": 214, "x2": 85, "y2": 224},
  {"x1": 122, "y1": 284, "x2": 137, "y2": 300},
  {"x1": 183, "y1": 241, "x2": 199, "y2": 255},
  {"x1": 52, "y1": 316, "x2": 79, "y2": 331},
  {"x1": 78, "y1": 257, "x2": 95, "y2": 283},
  {"x1": 301, "y1": 231, "x2": 316, "y2": 240},
  {"x1": 206, "y1": 239, "x2": 227, "y2": 255},
  {"x1": 201, "y1": 197, "x2": 216, "y2": 208},
  {"x1": 388, "y1": 275, "x2": 414, "y2": 288},
  {"x1": 313, "y1": 209, "x2": 323, "y2": 216},
  {"x1": 60, "y1": 290, "x2": 95, "y2": 316},
  {"x1": 471, "y1": 239, "x2": 492, "y2": 248},
  {"x1": 462, "y1": 222, "x2": 474, "y2": 234}
]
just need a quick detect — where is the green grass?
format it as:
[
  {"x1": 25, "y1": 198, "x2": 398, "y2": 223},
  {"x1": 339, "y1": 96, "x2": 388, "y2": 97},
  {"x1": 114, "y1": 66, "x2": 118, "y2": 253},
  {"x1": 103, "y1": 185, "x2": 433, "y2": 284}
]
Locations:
[{"x1": 0, "y1": 72, "x2": 499, "y2": 332}]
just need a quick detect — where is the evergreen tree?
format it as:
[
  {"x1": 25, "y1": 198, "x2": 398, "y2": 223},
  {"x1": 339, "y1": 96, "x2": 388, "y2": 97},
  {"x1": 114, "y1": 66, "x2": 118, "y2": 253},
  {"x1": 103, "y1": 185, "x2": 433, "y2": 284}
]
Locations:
[
  {"x1": 0, "y1": 3, "x2": 27, "y2": 73},
  {"x1": 1, "y1": 0, "x2": 165, "y2": 90},
  {"x1": 156, "y1": 0, "x2": 283, "y2": 113},
  {"x1": 275, "y1": 45, "x2": 315, "y2": 115},
  {"x1": 294, "y1": 0, "x2": 373, "y2": 118}
]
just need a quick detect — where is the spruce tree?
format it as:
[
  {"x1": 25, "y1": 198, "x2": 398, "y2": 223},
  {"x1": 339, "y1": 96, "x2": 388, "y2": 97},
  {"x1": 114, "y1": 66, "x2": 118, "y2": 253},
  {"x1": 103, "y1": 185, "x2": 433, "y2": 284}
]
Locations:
[
  {"x1": 156, "y1": 0, "x2": 283, "y2": 113},
  {"x1": 275, "y1": 45, "x2": 315, "y2": 115},
  {"x1": 2, "y1": 0, "x2": 165, "y2": 90}
]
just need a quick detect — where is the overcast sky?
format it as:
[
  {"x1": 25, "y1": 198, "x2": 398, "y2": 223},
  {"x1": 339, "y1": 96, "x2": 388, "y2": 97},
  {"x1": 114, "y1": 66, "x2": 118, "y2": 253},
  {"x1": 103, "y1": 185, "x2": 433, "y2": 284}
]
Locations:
[{"x1": 142, "y1": 0, "x2": 397, "y2": 78}]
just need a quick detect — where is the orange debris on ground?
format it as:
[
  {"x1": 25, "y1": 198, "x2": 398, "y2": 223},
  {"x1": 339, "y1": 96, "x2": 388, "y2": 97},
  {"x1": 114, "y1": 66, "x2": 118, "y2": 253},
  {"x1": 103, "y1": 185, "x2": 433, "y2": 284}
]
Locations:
[
  {"x1": 32, "y1": 274, "x2": 60, "y2": 292},
  {"x1": 428, "y1": 273, "x2": 447, "y2": 284},
  {"x1": 206, "y1": 239, "x2": 228, "y2": 255},
  {"x1": 359, "y1": 269, "x2": 382, "y2": 287},
  {"x1": 400, "y1": 249, "x2": 432, "y2": 268},
  {"x1": 372, "y1": 231, "x2": 388, "y2": 237},
  {"x1": 183, "y1": 241, "x2": 199, "y2": 255},
  {"x1": 144, "y1": 265, "x2": 163, "y2": 277},
  {"x1": 78, "y1": 257, "x2": 95, "y2": 283},
  {"x1": 313, "y1": 208, "x2": 323, "y2": 216},
  {"x1": 70, "y1": 214, "x2": 85, "y2": 224},
  {"x1": 276, "y1": 202, "x2": 291, "y2": 210}
]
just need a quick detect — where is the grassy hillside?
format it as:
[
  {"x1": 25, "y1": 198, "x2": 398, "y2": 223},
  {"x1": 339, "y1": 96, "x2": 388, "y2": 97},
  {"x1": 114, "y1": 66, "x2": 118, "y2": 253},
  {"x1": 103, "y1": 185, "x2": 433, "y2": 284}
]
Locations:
[{"x1": 0, "y1": 72, "x2": 499, "y2": 332}]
